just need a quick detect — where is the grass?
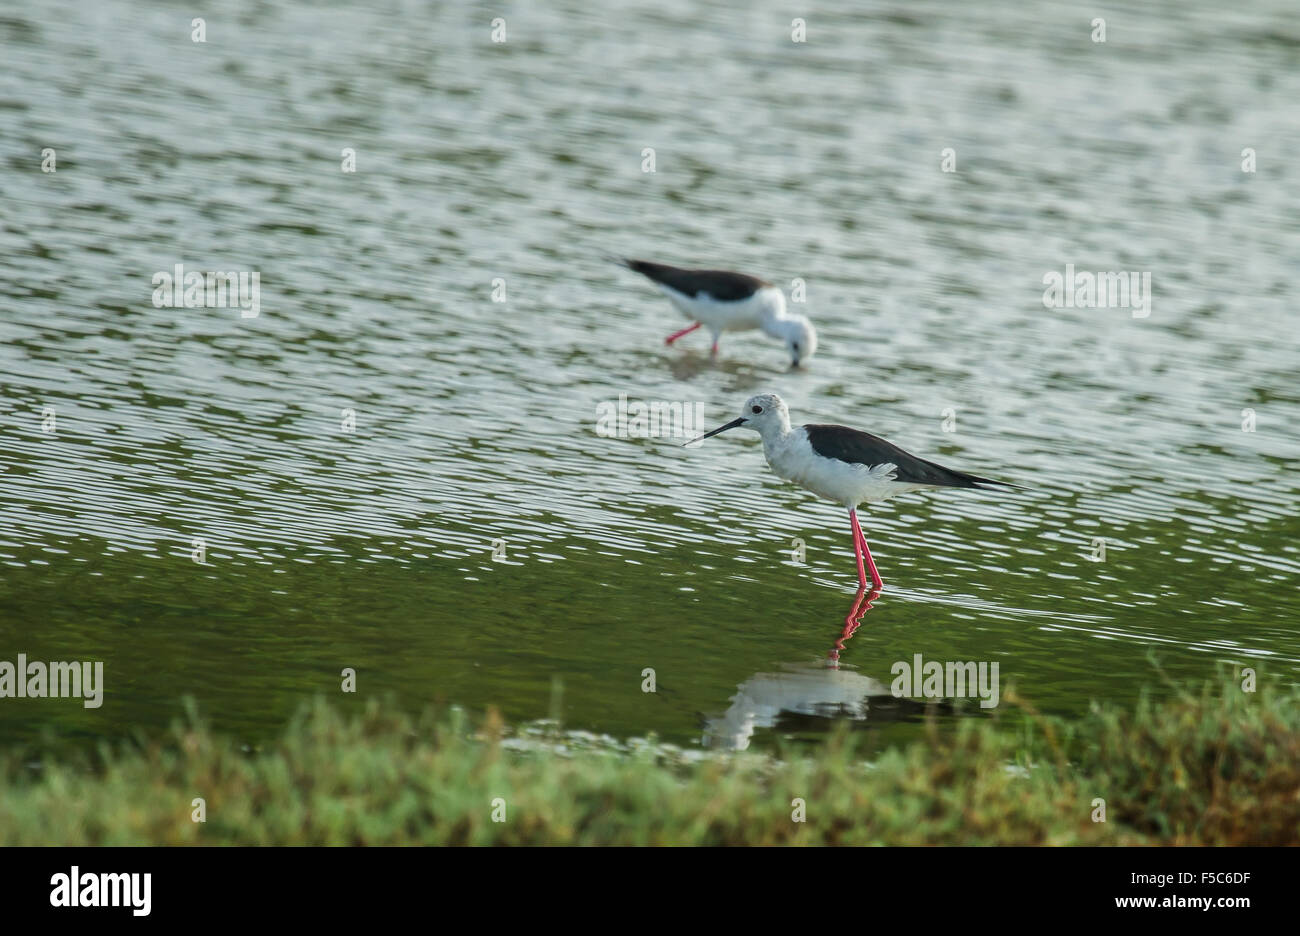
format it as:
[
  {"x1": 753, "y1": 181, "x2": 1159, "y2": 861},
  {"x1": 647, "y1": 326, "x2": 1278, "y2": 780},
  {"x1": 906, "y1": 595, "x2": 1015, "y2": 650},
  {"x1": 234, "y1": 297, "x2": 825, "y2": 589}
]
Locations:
[{"x1": 0, "y1": 676, "x2": 1296, "y2": 845}]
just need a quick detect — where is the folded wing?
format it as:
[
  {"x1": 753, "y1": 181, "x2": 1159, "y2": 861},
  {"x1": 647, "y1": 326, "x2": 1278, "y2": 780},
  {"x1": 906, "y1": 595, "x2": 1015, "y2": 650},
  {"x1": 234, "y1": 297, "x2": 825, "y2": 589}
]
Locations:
[
  {"x1": 804, "y1": 424, "x2": 1008, "y2": 489},
  {"x1": 621, "y1": 259, "x2": 768, "y2": 302}
]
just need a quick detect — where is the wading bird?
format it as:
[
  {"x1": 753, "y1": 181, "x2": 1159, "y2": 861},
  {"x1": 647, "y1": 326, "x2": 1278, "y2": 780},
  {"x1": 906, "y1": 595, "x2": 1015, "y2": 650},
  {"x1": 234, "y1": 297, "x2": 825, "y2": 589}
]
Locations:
[
  {"x1": 687, "y1": 393, "x2": 1011, "y2": 591},
  {"x1": 617, "y1": 258, "x2": 817, "y2": 366}
]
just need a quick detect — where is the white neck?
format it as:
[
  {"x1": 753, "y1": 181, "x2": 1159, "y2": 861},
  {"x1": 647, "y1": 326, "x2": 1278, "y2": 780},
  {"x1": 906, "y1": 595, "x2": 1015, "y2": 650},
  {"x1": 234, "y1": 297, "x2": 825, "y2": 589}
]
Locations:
[
  {"x1": 756, "y1": 413, "x2": 793, "y2": 445},
  {"x1": 755, "y1": 287, "x2": 788, "y2": 324},
  {"x1": 759, "y1": 313, "x2": 805, "y2": 342}
]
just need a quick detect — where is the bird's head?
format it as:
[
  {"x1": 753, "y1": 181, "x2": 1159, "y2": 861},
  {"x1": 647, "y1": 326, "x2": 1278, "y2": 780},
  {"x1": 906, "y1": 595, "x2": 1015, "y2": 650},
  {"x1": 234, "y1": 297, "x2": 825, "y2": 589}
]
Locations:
[
  {"x1": 769, "y1": 315, "x2": 817, "y2": 367},
  {"x1": 687, "y1": 393, "x2": 789, "y2": 444}
]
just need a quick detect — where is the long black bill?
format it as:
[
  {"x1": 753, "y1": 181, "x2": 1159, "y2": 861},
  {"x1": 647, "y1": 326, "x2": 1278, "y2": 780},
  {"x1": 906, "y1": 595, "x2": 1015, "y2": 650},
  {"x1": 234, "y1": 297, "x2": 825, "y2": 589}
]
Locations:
[{"x1": 683, "y1": 416, "x2": 746, "y2": 446}]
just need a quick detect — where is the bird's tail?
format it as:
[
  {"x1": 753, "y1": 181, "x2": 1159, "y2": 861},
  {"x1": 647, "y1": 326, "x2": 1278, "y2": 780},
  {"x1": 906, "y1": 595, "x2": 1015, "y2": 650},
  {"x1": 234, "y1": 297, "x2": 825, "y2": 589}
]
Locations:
[{"x1": 921, "y1": 461, "x2": 1023, "y2": 491}]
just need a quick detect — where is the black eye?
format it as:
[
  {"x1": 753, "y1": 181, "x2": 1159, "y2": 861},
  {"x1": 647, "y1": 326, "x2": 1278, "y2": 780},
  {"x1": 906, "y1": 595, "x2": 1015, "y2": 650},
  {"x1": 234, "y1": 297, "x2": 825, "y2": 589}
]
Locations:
[
  {"x1": 792, "y1": 343, "x2": 800, "y2": 352},
  {"x1": 751, "y1": 405, "x2": 763, "y2": 414}
]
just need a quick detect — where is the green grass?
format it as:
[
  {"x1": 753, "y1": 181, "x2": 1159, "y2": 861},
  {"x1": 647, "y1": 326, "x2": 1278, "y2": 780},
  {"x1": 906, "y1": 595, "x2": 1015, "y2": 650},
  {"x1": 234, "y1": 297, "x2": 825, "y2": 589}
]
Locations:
[{"x1": 1, "y1": 677, "x2": 1296, "y2": 845}]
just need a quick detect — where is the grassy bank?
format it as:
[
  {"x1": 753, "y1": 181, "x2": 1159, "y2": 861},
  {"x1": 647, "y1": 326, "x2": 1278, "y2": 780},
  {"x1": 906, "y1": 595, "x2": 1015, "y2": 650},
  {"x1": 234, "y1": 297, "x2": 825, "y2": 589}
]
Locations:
[{"x1": 1, "y1": 678, "x2": 1296, "y2": 845}]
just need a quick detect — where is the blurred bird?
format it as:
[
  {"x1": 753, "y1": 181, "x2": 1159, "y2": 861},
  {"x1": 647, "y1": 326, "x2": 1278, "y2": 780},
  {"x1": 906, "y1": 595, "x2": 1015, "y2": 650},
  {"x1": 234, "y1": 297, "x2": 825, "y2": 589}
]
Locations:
[{"x1": 616, "y1": 258, "x2": 816, "y2": 366}]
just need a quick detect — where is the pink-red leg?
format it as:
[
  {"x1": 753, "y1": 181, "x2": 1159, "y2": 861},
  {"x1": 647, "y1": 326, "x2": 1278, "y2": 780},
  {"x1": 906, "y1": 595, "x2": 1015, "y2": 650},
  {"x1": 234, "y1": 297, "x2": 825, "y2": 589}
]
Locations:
[
  {"x1": 849, "y1": 508, "x2": 884, "y2": 591},
  {"x1": 862, "y1": 540, "x2": 884, "y2": 591},
  {"x1": 848, "y1": 510, "x2": 868, "y2": 589},
  {"x1": 665, "y1": 322, "x2": 701, "y2": 345},
  {"x1": 710, "y1": 337, "x2": 719, "y2": 356}
]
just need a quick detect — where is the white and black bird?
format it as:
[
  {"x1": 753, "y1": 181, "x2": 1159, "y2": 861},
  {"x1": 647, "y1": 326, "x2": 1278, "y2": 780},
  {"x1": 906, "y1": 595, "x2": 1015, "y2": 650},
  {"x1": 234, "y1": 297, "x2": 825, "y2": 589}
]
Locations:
[
  {"x1": 688, "y1": 393, "x2": 1012, "y2": 591},
  {"x1": 617, "y1": 259, "x2": 817, "y2": 366}
]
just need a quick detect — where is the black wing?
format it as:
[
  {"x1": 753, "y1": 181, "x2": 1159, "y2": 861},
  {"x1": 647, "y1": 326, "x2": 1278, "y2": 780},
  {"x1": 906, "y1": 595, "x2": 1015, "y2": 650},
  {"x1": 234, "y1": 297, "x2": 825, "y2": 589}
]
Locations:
[
  {"x1": 803, "y1": 424, "x2": 1009, "y2": 489},
  {"x1": 621, "y1": 259, "x2": 768, "y2": 302}
]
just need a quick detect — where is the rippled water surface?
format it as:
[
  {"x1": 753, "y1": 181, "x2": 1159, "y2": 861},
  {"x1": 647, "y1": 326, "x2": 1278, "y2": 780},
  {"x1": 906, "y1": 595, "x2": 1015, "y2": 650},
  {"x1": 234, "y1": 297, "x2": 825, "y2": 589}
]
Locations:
[{"x1": 2, "y1": 0, "x2": 1298, "y2": 750}]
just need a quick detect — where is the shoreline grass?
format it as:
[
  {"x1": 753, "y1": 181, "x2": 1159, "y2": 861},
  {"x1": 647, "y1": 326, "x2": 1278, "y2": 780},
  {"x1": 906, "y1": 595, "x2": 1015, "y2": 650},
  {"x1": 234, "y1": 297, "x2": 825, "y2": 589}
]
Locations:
[{"x1": 1, "y1": 678, "x2": 1296, "y2": 845}]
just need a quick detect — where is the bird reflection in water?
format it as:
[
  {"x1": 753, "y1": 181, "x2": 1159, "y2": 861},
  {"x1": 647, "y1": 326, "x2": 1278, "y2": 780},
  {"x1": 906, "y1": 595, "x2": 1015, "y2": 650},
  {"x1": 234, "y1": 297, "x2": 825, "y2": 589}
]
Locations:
[
  {"x1": 828, "y1": 583, "x2": 882, "y2": 667},
  {"x1": 701, "y1": 586, "x2": 942, "y2": 751}
]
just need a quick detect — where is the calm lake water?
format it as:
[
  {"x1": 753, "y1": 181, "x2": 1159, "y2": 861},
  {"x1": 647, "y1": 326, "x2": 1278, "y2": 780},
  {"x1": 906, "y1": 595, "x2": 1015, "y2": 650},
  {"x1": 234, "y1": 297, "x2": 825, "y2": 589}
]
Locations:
[{"x1": 2, "y1": 0, "x2": 1298, "y2": 754}]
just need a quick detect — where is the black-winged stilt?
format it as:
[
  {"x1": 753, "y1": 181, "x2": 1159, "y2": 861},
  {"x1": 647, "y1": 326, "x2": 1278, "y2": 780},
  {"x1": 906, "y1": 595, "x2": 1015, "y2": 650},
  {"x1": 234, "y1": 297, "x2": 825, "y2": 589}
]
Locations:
[
  {"x1": 616, "y1": 259, "x2": 817, "y2": 366},
  {"x1": 687, "y1": 393, "x2": 1012, "y2": 591}
]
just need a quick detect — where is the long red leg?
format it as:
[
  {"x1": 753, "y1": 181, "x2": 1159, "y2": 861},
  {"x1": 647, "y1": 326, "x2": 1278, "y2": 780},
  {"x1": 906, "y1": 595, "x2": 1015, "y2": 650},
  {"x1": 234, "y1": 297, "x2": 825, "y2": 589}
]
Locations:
[
  {"x1": 848, "y1": 509, "x2": 868, "y2": 590},
  {"x1": 710, "y1": 337, "x2": 719, "y2": 356},
  {"x1": 849, "y1": 508, "x2": 884, "y2": 590},
  {"x1": 665, "y1": 322, "x2": 701, "y2": 345}
]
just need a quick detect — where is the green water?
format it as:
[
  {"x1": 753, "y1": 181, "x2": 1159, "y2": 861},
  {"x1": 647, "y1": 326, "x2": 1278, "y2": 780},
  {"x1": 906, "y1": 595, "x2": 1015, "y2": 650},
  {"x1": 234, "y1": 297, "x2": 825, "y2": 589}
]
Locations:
[{"x1": 1, "y1": 0, "x2": 1298, "y2": 754}]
